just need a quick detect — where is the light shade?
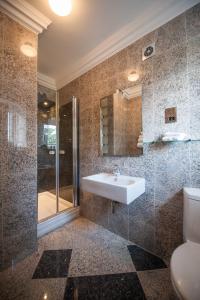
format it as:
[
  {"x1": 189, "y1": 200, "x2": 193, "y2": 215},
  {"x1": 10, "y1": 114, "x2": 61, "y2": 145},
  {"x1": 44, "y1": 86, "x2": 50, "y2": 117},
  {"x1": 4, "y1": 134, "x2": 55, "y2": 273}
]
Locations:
[
  {"x1": 48, "y1": 0, "x2": 72, "y2": 16},
  {"x1": 20, "y1": 43, "x2": 37, "y2": 57},
  {"x1": 128, "y1": 72, "x2": 139, "y2": 82}
]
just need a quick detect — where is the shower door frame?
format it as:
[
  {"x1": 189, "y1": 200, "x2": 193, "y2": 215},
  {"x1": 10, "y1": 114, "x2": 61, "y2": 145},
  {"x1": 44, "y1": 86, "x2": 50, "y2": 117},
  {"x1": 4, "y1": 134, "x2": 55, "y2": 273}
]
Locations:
[
  {"x1": 72, "y1": 97, "x2": 79, "y2": 207},
  {"x1": 56, "y1": 95, "x2": 79, "y2": 212},
  {"x1": 38, "y1": 95, "x2": 79, "y2": 223}
]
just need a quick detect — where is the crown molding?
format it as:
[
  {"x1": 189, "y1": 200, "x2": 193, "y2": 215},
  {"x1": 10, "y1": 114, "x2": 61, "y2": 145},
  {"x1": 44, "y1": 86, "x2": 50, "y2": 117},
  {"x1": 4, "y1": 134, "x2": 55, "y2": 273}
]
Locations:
[
  {"x1": 38, "y1": 72, "x2": 57, "y2": 90},
  {"x1": 56, "y1": 0, "x2": 199, "y2": 90},
  {"x1": 0, "y1": 0, "x2": 51, "y2": 34}
]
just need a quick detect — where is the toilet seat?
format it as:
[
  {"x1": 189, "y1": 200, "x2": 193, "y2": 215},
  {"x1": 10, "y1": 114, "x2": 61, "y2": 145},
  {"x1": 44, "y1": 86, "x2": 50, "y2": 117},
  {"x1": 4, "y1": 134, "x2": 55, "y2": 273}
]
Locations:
[{"x1": 171, "y1": 241, "x2": 200, "y2": 300}]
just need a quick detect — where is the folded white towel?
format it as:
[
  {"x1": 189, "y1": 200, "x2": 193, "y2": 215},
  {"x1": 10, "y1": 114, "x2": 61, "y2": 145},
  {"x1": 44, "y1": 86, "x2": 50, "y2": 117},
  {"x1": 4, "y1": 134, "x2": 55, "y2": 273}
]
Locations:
[
  {"x1": 137, "y1": 142, "x2": 143, "y2": 148},
  {"x1": 163, "y1": 132, "x2": 187, "y2": 137},
  {"x1": 162, "y1": 132, "x2": 189, "y2": 142}
]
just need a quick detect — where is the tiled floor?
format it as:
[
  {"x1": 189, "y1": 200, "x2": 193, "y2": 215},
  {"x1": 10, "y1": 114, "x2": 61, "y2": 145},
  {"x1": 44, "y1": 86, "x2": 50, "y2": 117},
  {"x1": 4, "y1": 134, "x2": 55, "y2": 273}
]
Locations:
[
  {"x1": 64, "y1": 273, "x2": 146, "y2": 300},
  {"x1": 32, "y1": 250, "x2": 72, "y2": 279},
  {"x1": 0, "y1": 217, "x2": 177, "y2": 300},
  {"x1": 127, "y1": 245, "x2": 167, "y2": 271}
]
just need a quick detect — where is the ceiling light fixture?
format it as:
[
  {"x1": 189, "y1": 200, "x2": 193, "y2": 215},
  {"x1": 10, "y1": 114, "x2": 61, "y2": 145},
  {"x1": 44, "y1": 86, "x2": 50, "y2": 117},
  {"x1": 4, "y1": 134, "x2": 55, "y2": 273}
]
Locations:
[
  {"x1": 48, "y1": 0, "x2": 72, "y2": 16},
  {"x1": 20, "y1": 43, "x2": 37, "y2": 57},
  {"x1": 128, "y1": 71, "x2": 139, "y2": 82}
]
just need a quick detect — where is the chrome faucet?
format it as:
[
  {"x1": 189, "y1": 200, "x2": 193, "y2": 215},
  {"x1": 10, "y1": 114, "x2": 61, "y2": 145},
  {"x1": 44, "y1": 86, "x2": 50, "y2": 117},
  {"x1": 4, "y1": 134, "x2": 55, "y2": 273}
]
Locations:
[{"x1": 113, "y1": 164, "x2": 120, "y2": 177}]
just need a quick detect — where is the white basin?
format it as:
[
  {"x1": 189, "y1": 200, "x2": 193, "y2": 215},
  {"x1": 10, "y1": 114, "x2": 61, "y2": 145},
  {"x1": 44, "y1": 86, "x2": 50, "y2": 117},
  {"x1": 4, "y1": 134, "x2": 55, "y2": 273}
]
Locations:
[{"x1": 81, "y1": 173, "x2": 145, "y2": 205}]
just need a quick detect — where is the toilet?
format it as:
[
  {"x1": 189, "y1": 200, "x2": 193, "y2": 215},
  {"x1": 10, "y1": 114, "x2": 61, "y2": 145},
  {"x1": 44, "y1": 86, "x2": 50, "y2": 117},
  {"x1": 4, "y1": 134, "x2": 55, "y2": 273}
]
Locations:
[{"x1": 171, "y1": 188, "x2": 200, "y2": 300}]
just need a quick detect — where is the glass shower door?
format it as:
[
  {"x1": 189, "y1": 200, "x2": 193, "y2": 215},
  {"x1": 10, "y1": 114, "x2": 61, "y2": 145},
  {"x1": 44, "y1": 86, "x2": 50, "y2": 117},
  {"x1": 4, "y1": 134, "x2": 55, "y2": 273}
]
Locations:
[
  {"x1": 58, "y1": 97, "x2": 79, "y2": 212},
  {"x1": 37, "y1": 93, "x2": 57, "y2": 221},
  {"x1": 37, "y1": 90, "x2": 79, "y2": 222}
]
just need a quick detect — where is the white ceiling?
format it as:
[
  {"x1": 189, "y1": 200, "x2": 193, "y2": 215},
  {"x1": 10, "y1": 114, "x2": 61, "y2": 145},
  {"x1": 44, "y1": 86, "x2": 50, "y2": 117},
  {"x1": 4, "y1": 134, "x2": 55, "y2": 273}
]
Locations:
[{"x1": 27, "y1": 0, "x2": 199, "y2": 89}]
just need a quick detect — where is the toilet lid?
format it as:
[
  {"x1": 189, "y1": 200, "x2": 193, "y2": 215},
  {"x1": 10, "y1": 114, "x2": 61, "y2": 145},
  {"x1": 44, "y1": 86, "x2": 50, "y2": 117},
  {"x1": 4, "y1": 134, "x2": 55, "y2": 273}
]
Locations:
[{"x1": 171, "y1": 242, "x2": 200, "y2": 300}]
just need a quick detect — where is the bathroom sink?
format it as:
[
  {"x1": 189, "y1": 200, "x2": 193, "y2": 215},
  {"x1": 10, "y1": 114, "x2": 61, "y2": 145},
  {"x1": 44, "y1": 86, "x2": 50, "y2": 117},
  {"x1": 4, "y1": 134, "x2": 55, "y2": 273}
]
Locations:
[{"x1": 81, "y1": 173, "x2": 145, "y2": 205}]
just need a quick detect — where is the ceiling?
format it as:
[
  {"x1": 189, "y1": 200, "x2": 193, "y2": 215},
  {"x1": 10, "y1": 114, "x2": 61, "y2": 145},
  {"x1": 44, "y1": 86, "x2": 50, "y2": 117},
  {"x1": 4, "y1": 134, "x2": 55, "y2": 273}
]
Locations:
[{"x1": 26, "y1": 0, "x2": 198, "y2": 89}]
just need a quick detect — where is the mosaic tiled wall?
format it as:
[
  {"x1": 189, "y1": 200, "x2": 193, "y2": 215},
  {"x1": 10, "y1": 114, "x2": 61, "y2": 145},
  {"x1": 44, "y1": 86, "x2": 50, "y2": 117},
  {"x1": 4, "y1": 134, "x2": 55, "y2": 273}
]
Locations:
[
  {"x1": 59, "y1": 3, "x2": 200, "y2": 258},
  {"x1": 0, "y1": 12, "x2": 37, "y2": 270}
]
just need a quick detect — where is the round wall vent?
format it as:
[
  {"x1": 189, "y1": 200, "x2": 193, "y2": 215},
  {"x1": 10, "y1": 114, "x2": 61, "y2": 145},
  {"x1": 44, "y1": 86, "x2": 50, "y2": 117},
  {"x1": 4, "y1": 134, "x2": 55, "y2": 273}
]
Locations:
[{"x1": 142, "y1": 43, "x2": 155, "y2": 61}]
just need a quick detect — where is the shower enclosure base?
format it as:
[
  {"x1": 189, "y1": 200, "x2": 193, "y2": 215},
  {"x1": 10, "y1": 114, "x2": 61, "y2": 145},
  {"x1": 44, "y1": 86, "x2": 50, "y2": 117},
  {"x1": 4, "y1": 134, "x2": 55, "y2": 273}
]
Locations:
[
  {"x1": 37, "y1": 207, "x2": 79, "y2": 238},
  {"x1": 38, "y1": 191, "x2": 73, "y2": 221}
]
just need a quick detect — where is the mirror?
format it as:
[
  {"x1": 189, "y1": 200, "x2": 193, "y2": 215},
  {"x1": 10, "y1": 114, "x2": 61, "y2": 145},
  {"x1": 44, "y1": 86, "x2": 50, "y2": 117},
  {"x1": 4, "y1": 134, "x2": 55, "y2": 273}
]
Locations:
[{"x1": 100, "y1": 85, "x2": 143, "y2": 156}]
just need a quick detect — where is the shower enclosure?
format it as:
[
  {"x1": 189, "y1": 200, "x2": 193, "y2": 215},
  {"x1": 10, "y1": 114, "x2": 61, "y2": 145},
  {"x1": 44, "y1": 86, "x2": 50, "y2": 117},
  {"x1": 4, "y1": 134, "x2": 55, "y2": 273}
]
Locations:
[{"x1": 37, "y1": 88, "x2": 79, "y2": 222}]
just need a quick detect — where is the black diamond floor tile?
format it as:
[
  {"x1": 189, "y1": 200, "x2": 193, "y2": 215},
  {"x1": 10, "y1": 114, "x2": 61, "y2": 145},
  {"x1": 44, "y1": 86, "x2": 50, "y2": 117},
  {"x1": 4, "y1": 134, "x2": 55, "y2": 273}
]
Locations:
[
  {"x1": 32, "y1": 249, "x2": 72, "y2": 279},
  {"x1": 64, "y1": 272, "x2": 146, "y2": 300},
  {"x1": 127, "y1": 245, "x2": 167, "y2": 271}
]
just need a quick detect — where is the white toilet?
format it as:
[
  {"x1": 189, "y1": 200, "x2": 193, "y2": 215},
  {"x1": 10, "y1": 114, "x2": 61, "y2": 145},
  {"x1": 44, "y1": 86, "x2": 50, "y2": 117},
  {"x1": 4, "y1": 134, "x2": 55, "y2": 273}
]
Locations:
[{"x1": 171, "y1": 188, "x2": 200, "y2": 300}]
